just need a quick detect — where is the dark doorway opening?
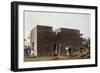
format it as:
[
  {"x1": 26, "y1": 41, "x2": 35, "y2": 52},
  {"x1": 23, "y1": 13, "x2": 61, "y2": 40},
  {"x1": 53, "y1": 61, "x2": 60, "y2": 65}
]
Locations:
[{"x1": 53, "y1": 44, "x2": 59, "y2": 56}]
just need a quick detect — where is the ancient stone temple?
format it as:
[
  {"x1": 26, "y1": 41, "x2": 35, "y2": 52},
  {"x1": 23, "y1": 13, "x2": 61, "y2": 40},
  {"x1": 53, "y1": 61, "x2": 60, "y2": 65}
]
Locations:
[{"x1": 30, "y1": 25, "x2": 83, "y2": 57}]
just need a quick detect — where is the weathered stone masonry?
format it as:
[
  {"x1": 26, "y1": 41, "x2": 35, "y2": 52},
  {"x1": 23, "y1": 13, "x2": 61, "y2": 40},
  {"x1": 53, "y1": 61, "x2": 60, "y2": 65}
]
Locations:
[{"x1": 30, "y1": 25, "x2": 83, "y2": 57}]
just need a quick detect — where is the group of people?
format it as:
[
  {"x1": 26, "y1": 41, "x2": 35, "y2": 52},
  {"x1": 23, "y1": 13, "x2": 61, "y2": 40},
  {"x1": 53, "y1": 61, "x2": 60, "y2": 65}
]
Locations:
[
  {"x1": 24, "y1": 45, "x2": 34, "y2": 57},
  {"x1": 65, "y1": 47, "x2": 72, "y2": 56}
]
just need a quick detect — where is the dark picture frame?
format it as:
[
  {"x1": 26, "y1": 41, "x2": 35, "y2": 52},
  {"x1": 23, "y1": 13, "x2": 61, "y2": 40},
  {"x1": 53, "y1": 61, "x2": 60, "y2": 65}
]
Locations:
[{"x1": 11, "y1": 1, "x2": 98, "y2": 72}]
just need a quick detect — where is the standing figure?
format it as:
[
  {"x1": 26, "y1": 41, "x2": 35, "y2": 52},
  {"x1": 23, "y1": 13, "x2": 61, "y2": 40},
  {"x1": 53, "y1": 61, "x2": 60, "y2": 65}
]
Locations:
[
  {"x1": 27, "y1": 45, "x2": 31, "y2": 56},
  {"x1": 24, "y1": 45, "x2": 28, "y2": 57},
  {"x1": 68, "y1": 47, "x2": 72, "y2": 55},
  {"x1": 65, "y1": 47, "x2": 69, "y2": 56}
]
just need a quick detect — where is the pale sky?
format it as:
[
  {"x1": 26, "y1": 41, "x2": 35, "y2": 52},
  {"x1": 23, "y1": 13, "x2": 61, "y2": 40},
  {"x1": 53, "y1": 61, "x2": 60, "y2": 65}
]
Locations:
[{"x1": 24, "y1": 11, "x2": 90, "y2": 40}]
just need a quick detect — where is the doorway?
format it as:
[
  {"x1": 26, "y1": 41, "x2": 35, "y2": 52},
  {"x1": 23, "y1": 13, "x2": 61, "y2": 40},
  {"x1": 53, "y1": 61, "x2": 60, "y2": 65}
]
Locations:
[{"x1": 53, "y1": 44, "x2": 59, "y2": 56}]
